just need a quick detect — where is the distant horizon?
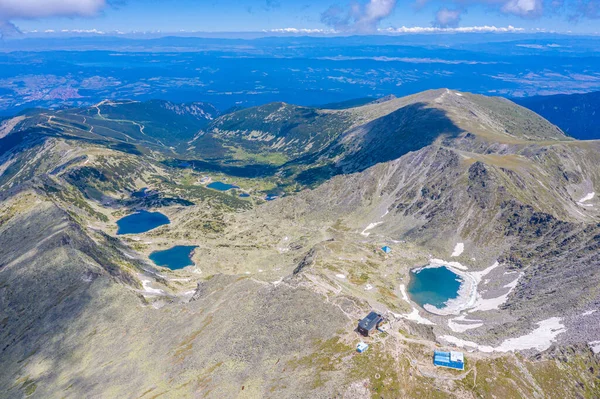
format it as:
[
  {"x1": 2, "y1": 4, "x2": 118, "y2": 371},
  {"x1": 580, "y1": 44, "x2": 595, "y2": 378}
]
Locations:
[
  {"x1": 6, "y1": 27, "x2": 600, "y2": 39},
  {"x1": 2, "y1": 31, "x2": 599, "y2": 117}
]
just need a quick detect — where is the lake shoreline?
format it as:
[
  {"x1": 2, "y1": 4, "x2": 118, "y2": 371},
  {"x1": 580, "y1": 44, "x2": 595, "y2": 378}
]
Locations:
[{"x1": 410, "y1": 263, "x2": 479, "y2": 316}]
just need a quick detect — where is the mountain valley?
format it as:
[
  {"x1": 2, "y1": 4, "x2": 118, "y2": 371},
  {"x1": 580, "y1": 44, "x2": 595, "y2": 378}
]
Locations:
[{"x1": 1, "y1": 89, "x2": 600, "y2": 398}]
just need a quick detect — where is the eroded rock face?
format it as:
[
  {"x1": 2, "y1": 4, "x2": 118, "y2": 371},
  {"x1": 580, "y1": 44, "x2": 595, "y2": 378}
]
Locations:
[
  {"x1": 293, "y1": 247, "x2": 317, "y2": 275},
  {"x1": 468, "y1": 161, "x2": 496, "y2": 209}
]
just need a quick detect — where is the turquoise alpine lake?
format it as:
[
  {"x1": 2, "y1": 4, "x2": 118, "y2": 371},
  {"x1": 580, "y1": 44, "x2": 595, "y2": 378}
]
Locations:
[
  {"x1": 207, "y1": 181, "x2": 239, "y2": 191},
  {"x1": 407, "y1": 266, "x2": 463, "y2": 309},
  {"x1": 149, "y1": 245, "x2": 198, "y2": 270},
  {"x1": 116, "y1": 210, "x2": 170, "y2": 235}
]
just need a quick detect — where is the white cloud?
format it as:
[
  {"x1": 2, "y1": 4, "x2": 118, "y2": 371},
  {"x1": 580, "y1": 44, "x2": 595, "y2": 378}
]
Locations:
[
  {"x1": 0, "y1": 20, "x2": 20, "y2": 38},
  {"x1": 267, "y1": 25, "x2": 525, "y2": 35},
  {"x1": 0, "y1": 0, "x2": 106, "y2": 20},
  {"x1": 418, "y1": 0, "x2": 555, "y2": 21},
  {"x1": 0, "y1": 0, "x2": 107, "y2": 37},
  {"x1": 266, "y1": 28, "x2": 336, "y2": 34},
  {"x1": 361, "y1": 0, "x2": 397, "y2": 25},
  {"x1": 501, "y1": 0, "x2": 543, "y2": 16},
  {"x1": 321, "y1": 0, "x2": 397, "y2": 33},
  {"x1": 434, "y1": 8, "x2": 462, "y2": 27},
  {"x1": 380, "y1": 25, "x2": 525, "y2": 33}
]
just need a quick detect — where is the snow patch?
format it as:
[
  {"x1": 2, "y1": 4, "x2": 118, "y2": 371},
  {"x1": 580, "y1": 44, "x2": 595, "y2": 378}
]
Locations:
[
  {"x1": 336, "y1": 274, "x2": 346, "y2": 279},
  {"x1": 364, "y1": 284, "x2": 373, "y2": 291},
  {"x1": 470, "y1": 272, "x2": 521, "y2": 312},
  {"x1": 140, "y1": 278, "x2": 165, "y2": 295},
  {"x1": 392, "y1": 308, "x2": 435, "y2": 325},
  {"x1": 448, "y1": 315, "x2": 483, "y2": 333},
  {"x1": 589, "y1": 341, "x2": 600, "y2": 354},
  {"x1": 578, "y1": 192, "x2": 595, "y2": 204},
  {"x1": 429, "y1": 258, "x2": 468, "y2": 270},
  {"x1": 451, "y1": 243, "x2": 464, "y2": 257},
  {"x1": 441, "y1": 317, "x2": 565, "y2": 353},
  {"x1": 582, "y1": 309, "x2": 597, "y2": 317},
  {"x1": 360, "y1": 222, "x2": 383, "y2": 237},
  {"x1": 399, "y1": 284, "x2": 410, "y2": 303},
  {"x1": 454, "y1": 92, "x2": 463, "y2": 97}
]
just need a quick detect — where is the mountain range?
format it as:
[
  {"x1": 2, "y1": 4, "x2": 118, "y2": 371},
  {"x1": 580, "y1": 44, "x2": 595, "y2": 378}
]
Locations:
[
  {"x1": 1, "y1": 89, "x2": 599, "y2": 398},
  {"x1": 515, "y1": 91, "x2": 600, "y2": 140}
]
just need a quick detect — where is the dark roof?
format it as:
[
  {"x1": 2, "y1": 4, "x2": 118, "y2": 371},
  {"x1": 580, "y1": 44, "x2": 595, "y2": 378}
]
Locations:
[{"x1": 358, "y1": 311, "x2": 383, "y2": 331}]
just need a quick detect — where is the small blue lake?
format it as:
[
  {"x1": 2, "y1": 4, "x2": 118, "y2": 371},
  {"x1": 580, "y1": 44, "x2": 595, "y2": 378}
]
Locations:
[
  {"x1": 407, "y1": 266, "x2": 463, "y2": 309},
  {"x1": 239, "y1": 193, "x2": 250, "y2": 198},
  {"x1": 116, "y1": 210, "x2": 170, "y2": 235},
  {"x1": 207, "y1": 181, "x2": 239, "y2": 191},
  {"x1": 149, "y1": 245, "x2": 198, "y2": 270}
]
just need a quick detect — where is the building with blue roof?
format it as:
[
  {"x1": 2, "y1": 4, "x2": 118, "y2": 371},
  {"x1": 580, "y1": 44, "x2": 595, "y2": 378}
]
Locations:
[
  {"x1": 433, "y1": 350, "x2": 464, "y2": 370},
  {"x1": 381, "y1": 246, "x2": 392, "y2": 254}
]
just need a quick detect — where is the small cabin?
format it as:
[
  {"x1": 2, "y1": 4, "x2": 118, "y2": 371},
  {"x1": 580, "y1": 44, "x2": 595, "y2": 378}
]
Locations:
[
  {"x1": 381, "y1": 246, "x2": 392, "y2": 254},
  {"x1": 433, "y1": 350, "x2": 464, "y2": 370},
  {"x1": 356, "y1": 342, "x2": 369, "y2": 353},
  {"x1": 357, "y1": 311, "x2": 384, "y2": 336}
]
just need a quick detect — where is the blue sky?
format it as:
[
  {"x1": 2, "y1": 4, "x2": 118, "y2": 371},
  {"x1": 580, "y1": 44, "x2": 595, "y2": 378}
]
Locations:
[{"x1": 2, "y1": 0, "x2": 600, "y2": 35}]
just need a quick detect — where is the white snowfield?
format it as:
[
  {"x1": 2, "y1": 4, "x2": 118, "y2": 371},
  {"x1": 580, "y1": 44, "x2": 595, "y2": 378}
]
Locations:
[
  {"x1": 451, "y1": 243, "x2": 464, "y2": 257},
  {"x1": 589, "y1": 341, "x2": 600, "y2": 354},
  {"x1": 448, "y1": 315, "x2": 484, "y2": 332},
  {"x1": 578, "y1": 192, "x2": 595, "y2": 203},
  {"x1": 360, "y1": 222, "x2": 383, "y2": 237},
  {"x1": 429, "y1": 258, "x2": 468, "y2": 270},
  {"x1": 140, "y1": 278, "x2": 165, "y2": 295},
  {"x1": 392, "y1": 308, "x2": 435, "y2": 325},
  {"x1": 470, "y1": 272, "x2": 521, "y2": 313},
  {"x1": 577, "y1": 192, "x2": 595, "y2": 207},
  {"x1": 441, "y1": 317, "x2": 566, "y2": 353},
  {"x1": 399, "y1": 284, "x2": 410, "y2": 303}
]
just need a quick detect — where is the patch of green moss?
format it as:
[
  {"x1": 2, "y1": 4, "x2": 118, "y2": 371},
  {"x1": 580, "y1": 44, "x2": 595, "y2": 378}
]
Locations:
[
  {"x1": 287, "y1": 337, "x2": 352, "y2": 388},
  {"x1": 20, "y1": 377, "x2": 37, "y2": 397},
  {"x1": 349, "y1": 344, "x2": 403, "y2": 398}
]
